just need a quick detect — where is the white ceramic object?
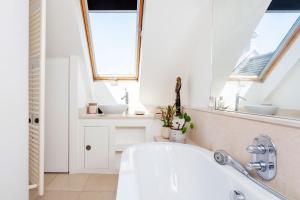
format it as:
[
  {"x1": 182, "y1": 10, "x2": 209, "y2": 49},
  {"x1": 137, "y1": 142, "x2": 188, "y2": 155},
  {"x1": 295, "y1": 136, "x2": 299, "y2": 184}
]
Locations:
[
  {"x1": 169, "y1": 129, "x2": 186, "y2": 143},
  {"x1": 161, "y1": 127, "x2": 171, "y2": 139},
  {"x1": 244, "y1": 104, "x2": 279, "y2": 115},
  {"x1": 117, "y1": 143, "x2": 282, "y2": 200},
  {"x1": 99, "y1": 104, "x2": 128, "y2": 114}
]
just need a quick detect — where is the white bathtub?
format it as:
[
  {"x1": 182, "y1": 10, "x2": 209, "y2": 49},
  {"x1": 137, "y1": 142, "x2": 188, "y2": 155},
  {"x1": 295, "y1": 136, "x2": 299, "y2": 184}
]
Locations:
[{"x1": 117, "y1": 142, "x2": 283, "y2": 200}]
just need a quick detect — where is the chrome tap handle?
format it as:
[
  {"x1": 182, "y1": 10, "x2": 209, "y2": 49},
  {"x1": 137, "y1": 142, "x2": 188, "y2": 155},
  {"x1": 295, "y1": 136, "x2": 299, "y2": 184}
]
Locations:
[
  {"x1": 247, "y1": 145, "x2": 266, "y2": 154},
  {"x1": 247, "y1": 162, "x2": 266, "y2": 171},
  {"x1": 246, "y1": 135, "x2": 277, "y2": 181}
]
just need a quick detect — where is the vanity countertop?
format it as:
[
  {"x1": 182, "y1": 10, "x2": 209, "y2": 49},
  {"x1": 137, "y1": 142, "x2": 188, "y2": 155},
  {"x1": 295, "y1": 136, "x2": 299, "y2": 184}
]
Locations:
[{"x1": 79, "y1": 112, "x2": 156, "y2": 119}]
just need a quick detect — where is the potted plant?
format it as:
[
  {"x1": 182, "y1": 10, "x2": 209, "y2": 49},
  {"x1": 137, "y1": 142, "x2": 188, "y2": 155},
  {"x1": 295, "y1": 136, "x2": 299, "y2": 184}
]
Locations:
[
  {"x1": 160, "y1": 105, "x2": 176, "y2": 139},
  {"x1": 170, "y1": 112, "x2": 194, "y2": 143}
]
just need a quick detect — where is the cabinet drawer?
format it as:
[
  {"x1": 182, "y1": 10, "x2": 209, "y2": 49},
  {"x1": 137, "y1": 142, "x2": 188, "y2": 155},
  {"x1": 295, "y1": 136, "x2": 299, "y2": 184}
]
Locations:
[{"x1": 84, "y1": 127, "x2": 109, "y2": 169}]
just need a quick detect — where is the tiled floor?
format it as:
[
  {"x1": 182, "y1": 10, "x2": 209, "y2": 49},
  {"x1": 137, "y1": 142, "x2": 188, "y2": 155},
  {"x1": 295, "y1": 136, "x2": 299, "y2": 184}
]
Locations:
[{"x1": 30, "y1": 173, "x2": 118, "y2": 200}]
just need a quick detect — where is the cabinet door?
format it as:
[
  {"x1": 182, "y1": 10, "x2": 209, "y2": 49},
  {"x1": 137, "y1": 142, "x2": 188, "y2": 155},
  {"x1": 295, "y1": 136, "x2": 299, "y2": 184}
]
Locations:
[
  {"x1": 45, "y1": 58, "x2": 70, "y2": 172},
  {"x1": 84, "y1": 127, "x2": 109, "y2": 169}
]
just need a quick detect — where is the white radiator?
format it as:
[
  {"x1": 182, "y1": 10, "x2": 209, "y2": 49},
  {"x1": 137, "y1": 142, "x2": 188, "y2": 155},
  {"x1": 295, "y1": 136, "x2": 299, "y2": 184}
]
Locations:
[{"x1": 29, "y1": 0, "x2": 46, "y2": 196}]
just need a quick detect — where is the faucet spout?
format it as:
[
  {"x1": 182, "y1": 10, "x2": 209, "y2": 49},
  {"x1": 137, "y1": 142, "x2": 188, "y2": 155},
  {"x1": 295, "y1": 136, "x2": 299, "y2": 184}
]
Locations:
[
  {"x1": 235, "y1": 93, "x2": 247, "y2": 112},
  {"x1": 121, "y1": 89, "x2": 129, "y2": 104},
  {"x1": 121, "y1": 89, "x2": 129, "y2": 114}
]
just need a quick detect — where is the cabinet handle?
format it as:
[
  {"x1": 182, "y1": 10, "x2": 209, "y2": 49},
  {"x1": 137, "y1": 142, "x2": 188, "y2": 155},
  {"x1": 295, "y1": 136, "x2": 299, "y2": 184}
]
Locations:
[{"x1": 86, "y1": 145, "x2": 91, "y2": 151}]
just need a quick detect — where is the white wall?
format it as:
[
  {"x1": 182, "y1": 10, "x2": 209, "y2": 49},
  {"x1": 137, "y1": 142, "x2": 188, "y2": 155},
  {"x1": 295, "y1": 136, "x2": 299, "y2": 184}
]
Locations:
[
  {"x1": 0, "y1": 1, "x2": 29, "y2": 199},
  {"x1": 187, "y1": 0, "x2": 213, "y2": 108},
  {"x1": 77, "y1": 58, "x2": 92, "y2": 107},
  {"x1": 139, "y1": 0, "x2": 212, "y2": 107},
  {"x1": 46, "y1": 0, "x2": 82, "y2": 57},
  {"x1": 266, "y1": 60, "x2": 300, "y2": 109}
]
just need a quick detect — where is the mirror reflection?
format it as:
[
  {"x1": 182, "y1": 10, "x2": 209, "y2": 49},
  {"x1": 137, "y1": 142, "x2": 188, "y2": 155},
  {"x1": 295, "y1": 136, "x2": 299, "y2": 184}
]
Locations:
[{"x1": 211, "y1": 0, "x2": 300, "y2": 120}]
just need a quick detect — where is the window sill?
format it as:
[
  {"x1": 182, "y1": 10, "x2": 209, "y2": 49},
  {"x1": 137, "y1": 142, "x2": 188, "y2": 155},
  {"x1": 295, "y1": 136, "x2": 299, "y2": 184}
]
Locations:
[{"x1": 185, "y1": 106, "x2": 300, "y2": 129}]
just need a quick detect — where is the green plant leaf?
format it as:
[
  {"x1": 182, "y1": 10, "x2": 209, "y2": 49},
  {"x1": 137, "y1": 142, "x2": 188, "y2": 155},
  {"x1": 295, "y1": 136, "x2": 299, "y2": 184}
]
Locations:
[
  {"x1": 179, "y1": 113, "x2": 184, "y2": 119},
  {"x1": 184, "y1": 113, "x2": 188, "y2": 119},
  {"x1": 185, "y1": 116, "x2": 191, "y2": 122},
  {"x1": 182, "y1": 127, "x2": 187, "y2": 134},
  {"x1": 190, "y1": 123, "x2": 194, "y2": 129}
]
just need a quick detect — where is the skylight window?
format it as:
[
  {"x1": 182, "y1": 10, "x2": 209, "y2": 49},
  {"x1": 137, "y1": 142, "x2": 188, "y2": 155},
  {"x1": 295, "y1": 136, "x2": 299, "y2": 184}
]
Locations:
[
  {"x1": 231, "y1": 12, "x2": 300, "y2": 80},
  {"x1": 89, "y1": 12, "x2": 138, "y2": 77},
  {"x1": 81, "y1": 0, "x2": 143, "y2": 80}
]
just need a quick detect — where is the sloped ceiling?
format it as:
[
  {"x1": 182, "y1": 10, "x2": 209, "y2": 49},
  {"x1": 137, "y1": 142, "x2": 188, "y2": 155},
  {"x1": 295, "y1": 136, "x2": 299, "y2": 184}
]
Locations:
[
  {"x1": 46, "y1": 0, "x2": 93, "y2": 101},
  {"x1": 139, "y1": 0, "x2": 213, "y2": 107},
  {"x1": 211, "y1": 0, "x2": 271, "y2": 97}
]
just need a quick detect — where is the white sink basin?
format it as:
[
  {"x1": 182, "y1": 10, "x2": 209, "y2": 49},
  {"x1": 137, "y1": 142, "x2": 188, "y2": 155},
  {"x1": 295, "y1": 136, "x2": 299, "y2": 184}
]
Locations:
[
  {"x1": 244, "y1": 104, "x2": 278, "y2": 115},
  {"x1": 99, "y1": 104, "x2": 128, "y2": 114}
]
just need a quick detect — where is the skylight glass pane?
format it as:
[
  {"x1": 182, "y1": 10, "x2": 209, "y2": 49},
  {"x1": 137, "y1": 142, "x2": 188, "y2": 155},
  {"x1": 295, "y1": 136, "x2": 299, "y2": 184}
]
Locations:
[
  {"x1": 253, "y1": 13, "x2": 299, "y2": 55},
  {"x1": 233, "y1": 13, "x2": 300, "y2": 77},
  {"x1": 89, "y1": 12, "x2": 137, "y2": 77}
]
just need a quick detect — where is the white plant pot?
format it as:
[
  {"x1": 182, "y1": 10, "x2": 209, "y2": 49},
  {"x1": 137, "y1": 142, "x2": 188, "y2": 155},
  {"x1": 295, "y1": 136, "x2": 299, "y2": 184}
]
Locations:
[
  {"x1": 169, "y1": 129, "x2": 186, "y2": 143},
  {"x1": 161, "y1": 127, "x2": 171, "y2": 139}
]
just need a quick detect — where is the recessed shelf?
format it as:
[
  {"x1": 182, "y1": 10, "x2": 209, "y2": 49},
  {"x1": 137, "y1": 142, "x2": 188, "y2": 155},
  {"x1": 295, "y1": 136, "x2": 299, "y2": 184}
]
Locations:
[{"x1": 115, "y1": 126, "x2": 146, "y2": 147}]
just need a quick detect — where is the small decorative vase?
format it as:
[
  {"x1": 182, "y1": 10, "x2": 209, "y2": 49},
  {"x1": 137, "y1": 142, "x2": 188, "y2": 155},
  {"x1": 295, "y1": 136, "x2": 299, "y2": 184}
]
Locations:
[
  {"x1": 161, "y1": 127, "x2": 171, "y2": 139},
  {"x1": 169, "y1": 129, "x2": 186, "y2": 143}
]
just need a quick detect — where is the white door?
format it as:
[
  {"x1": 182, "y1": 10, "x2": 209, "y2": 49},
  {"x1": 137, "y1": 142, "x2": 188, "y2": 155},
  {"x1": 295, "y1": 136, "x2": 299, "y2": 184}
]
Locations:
[
  {"x1": 45, "y1": 58, "x2": 69, "y2": 172},
  {"x1": 29, "y1": 0, "x2": 46, "y2": 195},
  {"x1": 84, "y1": 127, "x2": 109, "y2": 169}
]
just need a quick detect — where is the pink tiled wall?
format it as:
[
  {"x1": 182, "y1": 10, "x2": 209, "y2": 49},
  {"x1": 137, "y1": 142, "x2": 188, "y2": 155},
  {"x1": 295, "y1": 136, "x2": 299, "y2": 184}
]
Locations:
[{"x1": 186, "y1": 108, "x2": 300, "y2": 200}]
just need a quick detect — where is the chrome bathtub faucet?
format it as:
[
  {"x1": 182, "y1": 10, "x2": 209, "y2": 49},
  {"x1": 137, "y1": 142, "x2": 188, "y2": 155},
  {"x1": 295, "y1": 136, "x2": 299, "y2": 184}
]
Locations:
[
  {"x1": 214, "y1": 135, "x2": 287, "y2": 200},
  {"x1": 246, "y1": 135, "x2": 277, "y2": 180}
]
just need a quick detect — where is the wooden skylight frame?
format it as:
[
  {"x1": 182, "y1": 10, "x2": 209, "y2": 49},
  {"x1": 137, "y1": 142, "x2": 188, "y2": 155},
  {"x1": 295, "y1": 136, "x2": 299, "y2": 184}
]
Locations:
[{"x1": 80, "y1": 0, "x2": 144, "y2": 81}]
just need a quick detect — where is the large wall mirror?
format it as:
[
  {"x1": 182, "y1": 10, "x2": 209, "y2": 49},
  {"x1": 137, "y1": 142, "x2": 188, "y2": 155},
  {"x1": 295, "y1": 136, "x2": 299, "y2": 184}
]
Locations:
[{"x1": 211, "y1": 0, "x2": 300, "y2": 120}]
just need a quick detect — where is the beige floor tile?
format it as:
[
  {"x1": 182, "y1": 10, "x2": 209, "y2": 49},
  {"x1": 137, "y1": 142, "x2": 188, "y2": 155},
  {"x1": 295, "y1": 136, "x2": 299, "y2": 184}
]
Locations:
[
  {"x1": 101, "y1": 192, "x2": 116, "y2": 200},
  {"x1": 83, "y1": 174, "x2": 118, "y2": 192},
  {"x1": 79, "y1": 192, "x2": 102, "y2": 200},
  {"x1": 79, "y1": 192, "x2": 116, "y2": 200},
  {"x1": 35, "y1": 191, "x2": 80, "y2": 200},
  {"x1": 29, "y1": 188, "x2": 38, "y2": 200},
  {"x1": 44, "y1": 173, "x2": 57, "y2": 187},
  {"x1": 47, "y1": 174, "x2": 89, "y2": 191}
]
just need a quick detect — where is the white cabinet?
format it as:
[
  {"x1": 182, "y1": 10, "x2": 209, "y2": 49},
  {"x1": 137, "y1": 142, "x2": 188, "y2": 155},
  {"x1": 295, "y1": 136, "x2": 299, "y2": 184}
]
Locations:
[
  {"x1": 72, "y1": 117, "x2": 161, "y2": 174},
  {"x1": 45, "y1": 58, "x2": 70, "y2": 172},
  {"x1": 84, "y1": 127, "x2": 109, "y2": 169}
]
